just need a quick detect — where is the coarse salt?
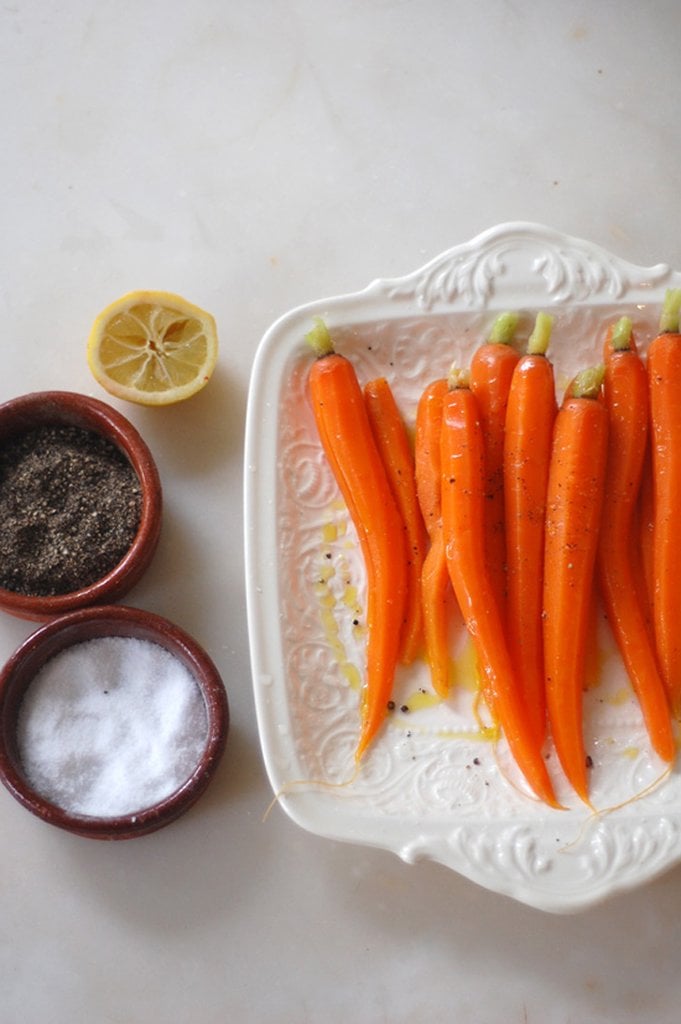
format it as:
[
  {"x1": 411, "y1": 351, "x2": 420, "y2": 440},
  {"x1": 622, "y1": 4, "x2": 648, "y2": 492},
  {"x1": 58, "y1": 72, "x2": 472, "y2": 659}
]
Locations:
[{"x1": 16, "y1": 636, "x2": 209, "y2": 817}]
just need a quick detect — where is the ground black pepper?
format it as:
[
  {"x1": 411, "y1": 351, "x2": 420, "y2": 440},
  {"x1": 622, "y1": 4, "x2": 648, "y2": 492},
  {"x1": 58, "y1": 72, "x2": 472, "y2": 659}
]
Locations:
[{"x1": 0, "y1": 424, "x2": 142, "y2": 596}]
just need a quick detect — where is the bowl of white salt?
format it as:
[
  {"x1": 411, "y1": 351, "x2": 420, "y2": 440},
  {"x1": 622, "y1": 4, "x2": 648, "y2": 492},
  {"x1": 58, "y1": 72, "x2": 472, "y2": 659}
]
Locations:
[{"x1": 0, "y1": 604, "x2": 228, "y2": 839}]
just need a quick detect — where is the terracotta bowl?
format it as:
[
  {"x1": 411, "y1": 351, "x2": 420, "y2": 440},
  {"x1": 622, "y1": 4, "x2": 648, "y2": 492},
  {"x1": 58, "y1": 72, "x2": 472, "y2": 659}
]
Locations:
[
  {"x1": 0, "y1": 390, "x2": 162, "y2": 621},
  {"x1": 0, "y1": 605, "x2": 229, "y2": 839}
]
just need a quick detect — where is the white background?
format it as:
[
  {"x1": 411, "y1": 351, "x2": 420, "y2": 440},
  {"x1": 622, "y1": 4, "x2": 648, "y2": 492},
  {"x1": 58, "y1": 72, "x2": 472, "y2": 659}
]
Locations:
[{"x1": 1, "y1": 2, "x2": 680, "y2": 1021}]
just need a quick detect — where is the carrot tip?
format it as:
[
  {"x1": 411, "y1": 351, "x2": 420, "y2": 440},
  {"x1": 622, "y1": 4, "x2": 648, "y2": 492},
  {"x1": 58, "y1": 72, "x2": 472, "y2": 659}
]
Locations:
[{"x1": 306, "y1": 317, "x2": 334, "y2": 358}]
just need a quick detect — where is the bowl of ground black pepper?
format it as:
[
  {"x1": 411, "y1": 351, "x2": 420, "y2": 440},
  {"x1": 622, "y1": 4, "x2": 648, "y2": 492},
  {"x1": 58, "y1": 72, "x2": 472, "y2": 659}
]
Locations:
[
  {"x1": 0, "y1": 391, "x2": 162, "y2": 620},
  {"x1": 0, "y1": 604, "x2": 229, "y2": 839}
]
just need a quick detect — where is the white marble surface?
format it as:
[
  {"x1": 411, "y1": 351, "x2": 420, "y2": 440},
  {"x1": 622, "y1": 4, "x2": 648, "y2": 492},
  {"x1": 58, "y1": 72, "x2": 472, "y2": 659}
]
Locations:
[{"x1": 2, "y1": 2, "x2": 681, "y2": 1021}]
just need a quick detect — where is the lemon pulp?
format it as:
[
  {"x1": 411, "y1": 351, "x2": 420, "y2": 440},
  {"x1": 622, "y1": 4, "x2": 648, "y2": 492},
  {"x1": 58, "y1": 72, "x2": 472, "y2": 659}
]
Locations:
[{"x1": 87, "y1": 290, "x2": 218, "y2": 406}]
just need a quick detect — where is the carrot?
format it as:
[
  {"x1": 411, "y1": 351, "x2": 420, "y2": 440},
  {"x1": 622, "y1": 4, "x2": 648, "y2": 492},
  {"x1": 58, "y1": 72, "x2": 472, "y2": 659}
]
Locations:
[
  {"x1": 503, "y1": 312, "x2": 557, "y2": 746},
  {"x1": 597, "y1": 316, "x2": 674, "y2": 762},
  {"x1": 648, "y1": 288, "x2": 681, "y2": 715},
  {"x1": 602, "y1": 321, "x2": 654, "y2": 625},
  {"x1": 544, "y1": 366, "x2": 608, "y2": 802},
  {"x1": 414, "y1": 378, "x2": 453, "y2": 696},
  {"x1": 441, "y1": 368, "x2": 560, "y2": 808},
  {"x1": 306, "y1": 320, "x2": 408, "y2": 759},
  {"x1": 635, "y1": 440, "x2": 655, "y2": 628},
  {"x1": 364, "y1": 376, "x2": 428, "y2": 665},
  {"x1": 415, "y1": 380, "x2": 448, "y2": 536},
  {"x1": 470, "y1": 312, "x2": 521, "y2": 614}
]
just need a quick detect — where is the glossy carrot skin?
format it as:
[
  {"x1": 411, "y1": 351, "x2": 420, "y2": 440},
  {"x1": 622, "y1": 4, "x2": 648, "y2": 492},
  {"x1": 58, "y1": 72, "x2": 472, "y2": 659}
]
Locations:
[
  {"x1": 441, "y1": 383, "x2": 559, "y2": 808},
  {"x1": 544, "y1": 379, "x2": 608, "y2": 802},
  {"x1": 415, "y1": 378, "x2": 452, "y2": 696},
  {"x1": 618, "y1": 315, "x2": 654, "y2": 628},
  {"x1": 470, "y1": 335, "x2": 520, "y2": 614},
  {"x1": 504, "y1": 352, "x2": 557, "y2": 746},
  {"x1": 415, "y1": 380, "x2": 448, "y2": 534},
  {"x1": 635, "y1": 442, "x2": 655, "y2": 628},
  {"x1": 364, "y1": 377, "x2": 428, "y2": 665},
  {"x1": 597, "y1": 332, "x2": 674, "y2": 762},
  {"x1": 308, "y1": 352, "x2": 408, "y2": 759},
  {"x1": 648, "y1": 328, "x2": 681, "y2": 715}
]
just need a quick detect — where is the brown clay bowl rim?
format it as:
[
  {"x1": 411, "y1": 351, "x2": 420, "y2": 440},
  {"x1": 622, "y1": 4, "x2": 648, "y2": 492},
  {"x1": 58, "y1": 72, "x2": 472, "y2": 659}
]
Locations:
[
  {"x1": 0, "y1": 605, "x2": 229, "y2": 839},
  {"x1": 0, "y1": 390, "x2": 162, "y2": 621}
]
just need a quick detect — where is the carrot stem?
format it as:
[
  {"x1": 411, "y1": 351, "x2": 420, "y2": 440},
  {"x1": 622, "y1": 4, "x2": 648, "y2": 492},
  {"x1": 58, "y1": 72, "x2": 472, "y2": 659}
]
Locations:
[
  {"x1": 527, "y1": 311, "x2": 553, "y2": 356},
  {"x1": 448, "y1": 365, "x2": 469, "y2": 390},
  {"x1": 306, "y1": 316, "x2": 335, "y2": 358},
  {"x1": 570, "y1": 364, "x2": 605, "y2": 399},
  {"x1": 659, "y1": 288, "x2": 681, "y2": 334},
  {"x1": 610, "y1": 316, "x2": 633, "y2": 352},
  {"x1": 488, "y1": 311, "x2": 520, "y2": 344}
]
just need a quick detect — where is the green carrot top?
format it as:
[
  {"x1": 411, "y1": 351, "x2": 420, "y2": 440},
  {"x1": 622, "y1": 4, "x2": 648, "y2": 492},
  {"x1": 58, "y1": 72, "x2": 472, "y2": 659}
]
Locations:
[
  {"x1": 569, "y1": 364, "x2": 605, "y2": 400},
  {"x1": 306, "y1": 317, "x2": 335, "y2": 358},
  {"x1": 488, "y1": 311, "x2": 519, "y2": 345},
  {"x1": 659, "y1": 289, "x2": 681, "y2": 334},
  {"x1": 447, "y1": 365, "x2": 470, "y2": 390},
  {"x1": 610, "y1": 316, "x2": 633, "y2": 352},
  {"x1": 527, "y1": 312, "x2": 554, "y2": 356}
]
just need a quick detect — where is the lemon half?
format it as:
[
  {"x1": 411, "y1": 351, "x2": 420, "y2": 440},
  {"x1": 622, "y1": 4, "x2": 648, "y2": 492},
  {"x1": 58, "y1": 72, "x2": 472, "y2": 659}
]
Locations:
[{"x1": 87, "y1": 290, "x2": 218, "y2": 406}]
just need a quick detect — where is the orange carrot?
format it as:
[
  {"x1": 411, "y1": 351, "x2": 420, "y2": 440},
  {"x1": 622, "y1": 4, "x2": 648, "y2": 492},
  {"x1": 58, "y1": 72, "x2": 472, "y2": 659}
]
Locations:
[
  {"x1": 470, "y1": 312, "x2": 521, "y2": 614},
  {"x1": 441, "y1": 368, "x2": 560, "y2": 808},
  {"x1": 503, "y1": 312, "x2": 557, "y2": 746},
  {"x1": 414, "y1": 378, "x2": 452, "y2": 696},
  {"x1": 306, "y1": 320, "x2": 408, "y2": 759},
  {"x1": 619, "y1": 323, "x2": 654, "y2": 629},
  {"x1": 364, "y1": 376, "x2": 428, "y2": 665},
  {"x1": 597, "y1": 316, "x2": 674, "y2": 762},
  {"x1": 635, "y1": 439, "x2": 655, "y2": 628},
  {"x1": 648, "y1": 288, "x2": 681, "y2": 715},
  {"x1": 544, "y1": 366, "x2": 608, "y2": 802},
  {"x1": 415, "y1": 380, "x2": 448, "y2": 535},
  {"x1": 583, "y1": 582, "x2": 602, "y2": 690}
]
